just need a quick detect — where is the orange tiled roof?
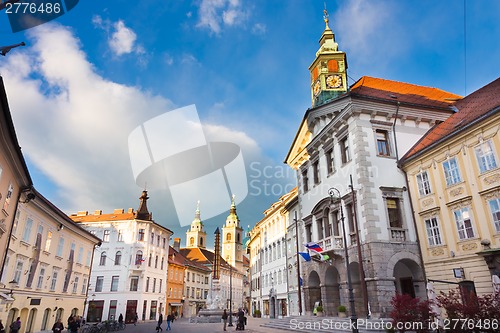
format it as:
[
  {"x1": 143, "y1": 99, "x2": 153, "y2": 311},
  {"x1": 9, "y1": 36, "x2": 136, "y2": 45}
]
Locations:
[
  {"x1": 401, "y1": 77, "x2": 500, "y2": 162},
  {"x1": 351, "y1": 76, "x2": 462, "y2": 108},
  {"x1": 70, "y1": 211, "x2": 136, "y2": 222}
]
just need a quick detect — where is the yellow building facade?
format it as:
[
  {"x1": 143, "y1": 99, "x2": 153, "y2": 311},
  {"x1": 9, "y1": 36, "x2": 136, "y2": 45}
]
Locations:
[{"x1": 401, "y1": 78, "x2": 500, "y2": 296}]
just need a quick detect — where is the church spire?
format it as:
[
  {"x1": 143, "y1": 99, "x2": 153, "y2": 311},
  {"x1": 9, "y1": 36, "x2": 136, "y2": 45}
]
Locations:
[
  {"x1": 135, "y1": 190, "x2": 152, "y2": 220},
  {"x1": 309, "y1": 5, "x2": 348, "y2": 107}
]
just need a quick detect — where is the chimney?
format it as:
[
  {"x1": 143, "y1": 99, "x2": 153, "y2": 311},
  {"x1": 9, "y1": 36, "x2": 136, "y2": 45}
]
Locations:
[
  {"x1": 173, "y1": 238, "x2": 181, "y2": 252},
  {"x1": 77, "y1": 211, "x2": 88, "y2": 216},
  {"x1": 127, "y1": 208, "x2": 134, "y2": 213},
  {"x1": 114, "y1": 209, "x2": 124, "y2": 214},
  {"x1": 94, "y1": 210, "x2": 102, "y2": 215}
]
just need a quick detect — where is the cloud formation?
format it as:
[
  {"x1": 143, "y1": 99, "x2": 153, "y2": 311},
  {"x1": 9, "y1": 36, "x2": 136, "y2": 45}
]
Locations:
[
  {"x1": 0, "y1": 23, "x2": 270, "y2": 225},
  {"x1": 93, "y1": 15, "x2": 143, "y2": 57},
  {"x1": 196, "y1": 0, "x2": 246, "y2": 34}
]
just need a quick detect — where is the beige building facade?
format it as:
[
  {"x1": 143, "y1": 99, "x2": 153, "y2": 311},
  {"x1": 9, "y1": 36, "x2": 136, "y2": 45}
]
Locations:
[{"x1": 400, "y1": 78, "x2": 500, "y2": 296}]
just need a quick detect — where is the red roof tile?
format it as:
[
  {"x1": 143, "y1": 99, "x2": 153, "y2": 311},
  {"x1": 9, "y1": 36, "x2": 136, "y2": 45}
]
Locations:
[
  {"x1": 351, "y1": 76, "x2": 461, "y2": 109},
  {"x1": 401, "y1": 77, "x2": 500, "y2": 162}
]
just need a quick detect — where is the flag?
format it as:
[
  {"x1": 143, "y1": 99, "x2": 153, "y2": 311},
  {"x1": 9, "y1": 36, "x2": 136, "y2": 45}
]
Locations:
[
  {"x1": 321, "y1": 254, "x2": 330, "y2": 261},
  {"x1": 304, "y1": 242, "x2": 323, "y2": 253},
  {"x1": 298, "y1": 252, "x2": 312, "y2": 262}
]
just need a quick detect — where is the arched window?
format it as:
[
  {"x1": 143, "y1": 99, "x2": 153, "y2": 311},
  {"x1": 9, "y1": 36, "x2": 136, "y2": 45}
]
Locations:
[
  {"x1": 99, "y1": 252, "x2": 106, "y2": 266},
  {"x1": 237, "y1": 233, "x2": 240, "y2": 242},
  {"x1": 190, "y1": 237, "x2": 194, "y2": 246},
  {"x1": 135, "y1": 250, "x2": 143, "y2": 265},
  {"x1": 115, "y1": 251, "x2": 121, "y2": 266},
  {"x1": 226, "y1": 233, "x2": 232, "y2": 241},
  {"x1": 200, "y1": 237, "x2": 203, "y2": 246}
]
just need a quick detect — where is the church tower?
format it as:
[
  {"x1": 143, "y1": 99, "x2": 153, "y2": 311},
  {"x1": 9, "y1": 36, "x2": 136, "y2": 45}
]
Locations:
[
  {"x1": 185, "y1": 202, "x2": 207, "y2": 249},
  {"x1": 221, "y1": 196, "x2": 243, "y2": 272},
  {"x1": 309, "y1": 8, "x2": 348, "y2": 107}
]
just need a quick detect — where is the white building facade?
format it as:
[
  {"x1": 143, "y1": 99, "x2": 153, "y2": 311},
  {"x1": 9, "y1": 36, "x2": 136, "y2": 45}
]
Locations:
[{"x1": 71, "y1": 191, "x2": 172, "y2": 323}]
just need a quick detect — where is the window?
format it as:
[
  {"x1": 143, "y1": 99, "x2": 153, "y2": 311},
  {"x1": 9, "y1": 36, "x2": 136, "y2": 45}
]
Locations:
[
  {"x1": 425, "y1": 217, "x2": 442, "y2": 246},
  {"x1": 488, "y1": 198, "x2": 500, "y2": 233},
  {"x1": 56, "y1": 237, "x2": 65, "y2": 257},
  {"x1": 186, "y1": 286, "x2": 190, "y2": 297},
  {"x1": 37, "y1": 268, "x2": 45, "y2": 289},
  {"x1": 453, "y1": 207, "x2": 475, "y2": 240},
  {"x1": 312, "y1": 160, "x2": 320, "y2": 185},
  {"x1": 187, "y1": 272, "x2": 190, "y2": 282},
  {"x1": 325, "y1": 148, "x2": 335, "y2": 174},
  {"x1": 376, "y1": 129, "x2": 390, "y2": 156},
  {"x1": 50, "y1": 271, "x2": 58, "y2": 291},
  {"x1": 14, "y1": 261, "x2": 23, "y2": 284},
  {"x1": 82, "y1": 278, "x2": 88, "y2": 294},
  {"x1": 416, "y1": 171, "x2": 432, "y2": 196},
  {"x1": 45, "y1": 231, "x2": 52, "y2": 252},
  {"x1": 77, "y1": 247, "x2": 83, "y2": 264},
  {"x1": 155, "y1": 255, "x2": 158, "y2": 269},
  {"x1": 111, "y1": 276, "x2": 119, "y2": 291},
  {"x1": 95, "y1": 276, "x2": 104, "y2": 292},
  {"x1": 148, "y1": 253, "x2": 152, "y2": 267},
  {"x1": 161, "y1": 257, "x2": 164, "y2": 270},
  {"x1": 189, "y1": 237, "x2": 194, "y2": 246},
  {"x1": 3, "y1": 183, "x2": 13, "y2": 211},
  {"x1": 340, "y1": 136, "x2": 351, "y2": 163},
  {"x1": 99, "y1": 252, "x2": 107, "y2": 266},
  {"x1": 12, "y1": 209, "x2": 20, "y2": 235},
  {"x1": 138, "y1": 229, "x2": 145, "y2": 241},
  {"x1": 205, "y1": 276, "x2": 209, "y2": 284},
  {"x1": 302, "y1": 169, "x2": 309, "y2": 192},
  {"x1": 117, "y1": 230, "x2": 124, "y2": 242},
  {"x1": 162, "y1": 237, "x2": 166, "y2": 248},
  {"x1": 115, "y1": 251, "x2": 122, "y2": 266},
  {"x1": 226, "y1": 233, "x2": 232, "y2": 241},
  {"x1": 157, "y1": 235, "x2": 160, "y2": 246},
  {"x1": 145, "y1": 277, "x2": 150, "y2": 292},
  {"x1": 72, "y1": 277, "x2": 79, "y2": 294},
  {"x1": 152, "y1": 278, "x2": 156, "y2": 293},
  {"x1": 443, "y1": 157, "x2": 461, "y2": 186},
  {"x1": 151, "y1": 232, "x2": 155, "y2": 244},
  {"x1": 103, "y1": 230, "x2": 110, "y2": 242},
  {"x1": 386, "y1": 198, "x2": 402, "y2": 228},
  {"x1": 22, "y1": 218, "x2": 33, "y2": 243},
  {"x1": 135, "y1": 251, "x2": 143, "y2": 265},
  {"x1": 130, "y1": 276, "x2": 139, "y2": 291},
  {"x1": 475, "y1": 140, "x2": 498, "y2": 173},
  {"x1": 86, "y1": 250, "x2": 92, "y2": 266},
  {"x1": 159, "y1": 279, "x2": 162, "y2": 293}
]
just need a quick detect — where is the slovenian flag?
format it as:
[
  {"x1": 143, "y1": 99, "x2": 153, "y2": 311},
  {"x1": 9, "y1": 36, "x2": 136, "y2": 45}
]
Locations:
[
  {"x1": 304, "y1": 242, "x2": 323, "y2": 253},
  {"x1": 298, "y1": 252, "x2": 312, "y2": 262}
]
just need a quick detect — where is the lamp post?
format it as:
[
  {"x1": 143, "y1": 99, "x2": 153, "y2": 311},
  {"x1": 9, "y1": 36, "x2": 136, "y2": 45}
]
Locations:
[
  {"x1": 293, "y1": 211, "x2": 302, "y2": 316},
  {"x1": 228, "y1": 260, "x2": 233, "y2": 327},
  {"x1": 328, "y1": 187, "x2": 358, "y2": 333}
]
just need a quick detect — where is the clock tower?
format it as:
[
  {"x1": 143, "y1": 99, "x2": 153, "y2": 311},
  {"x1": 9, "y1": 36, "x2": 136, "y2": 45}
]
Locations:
[
  {"x1": 221, "y1": 195, "x2": 243, "y2": 272},
  {"x1": 185, "y1": 201, "x2": 207, "y2": 249},
  {"x1": 309, "y1": 8, "x2": 348, "y2": 107}
]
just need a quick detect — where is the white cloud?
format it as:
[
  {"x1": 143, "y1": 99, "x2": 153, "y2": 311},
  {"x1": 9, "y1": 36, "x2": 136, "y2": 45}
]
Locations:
[
  {"x1": 164, "y1": 53, "x2": 174, "y2": 66},
  {"x1": 196, "y1": 0, "x2": 247, "y2": 34},
  {"x1": 0, "y1": 23, "x2": 269, "y2": 225},
  {"x1": 109, "y1": 20, "x2": 137, "y2": 56},
  {"x1": 252, "y1": 23, "x2": 266, "y2": 35}
]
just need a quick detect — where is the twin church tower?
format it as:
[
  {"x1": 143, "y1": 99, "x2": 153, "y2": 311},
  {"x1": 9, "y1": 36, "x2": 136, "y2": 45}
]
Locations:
[{"x1": 185, "y1": 197, "x2": 244, "y2": 272}]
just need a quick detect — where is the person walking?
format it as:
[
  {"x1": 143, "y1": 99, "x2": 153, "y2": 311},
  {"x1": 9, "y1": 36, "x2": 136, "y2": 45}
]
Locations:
[
  {"x1": 222, "y1": 309, "x2": 228, "y2": 331},
  {"x1": 0, "y1": 319, "x2": 5, "y2": 333},
  {"x1": 133, "y1": 313, "x2": 138, "y2": 326},
  {"x1": 68, "y1": 316, "x2": 79, "y2": 333},
  {"x1": 156, "y1": 313, "x2": 163, "y2": 332},
  {"x1": 9, "y1": 318, "x2": 21, "y2": 333},
  {"x1": 166, "y1": 313, "x2": 174, "y2": 331},
  {"x1": 51, "y1": 318, "x2": 64, "y2": 333}
]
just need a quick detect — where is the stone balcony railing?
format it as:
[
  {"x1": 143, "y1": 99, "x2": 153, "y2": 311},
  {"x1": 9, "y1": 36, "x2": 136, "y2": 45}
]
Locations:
[
  {"x1": 389, "y1": 227, "x2": 407, "y2": 242},
  {"x1": 318, "y1": 235, "x2": 343, "y2": 252}
]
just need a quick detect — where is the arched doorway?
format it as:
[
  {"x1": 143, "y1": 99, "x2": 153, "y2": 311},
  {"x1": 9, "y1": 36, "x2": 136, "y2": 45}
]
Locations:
[
  {"x1": 41, "y1": 308, "x2": 51, "y2": 331},
  {"x1": 305, "y1": 270, "x2": 321, "y2": 314},
  {"x1": 393, "y1": 258, "x2": 425, "y2": 299},
  {"x1": 55, "y1": 308, "x2": 64, "y2": 322},
  {"x1": 6, "y1": 308, "x2": 19, "y2": 333},
  {"x1": 26, "y1": 308, "x2": 37, "y2": 333},
  {"x1": 324, "y1": 265, "x2": 341, "y2": 315}
]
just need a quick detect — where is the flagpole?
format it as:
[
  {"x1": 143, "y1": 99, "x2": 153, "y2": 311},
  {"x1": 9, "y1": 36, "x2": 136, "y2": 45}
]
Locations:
[
  {"x1": 294, "y1": 211, "x2": 302, "y2": 316},
  {"x1": 329, "y1": 187, "x2": 358, "y2": 333}
]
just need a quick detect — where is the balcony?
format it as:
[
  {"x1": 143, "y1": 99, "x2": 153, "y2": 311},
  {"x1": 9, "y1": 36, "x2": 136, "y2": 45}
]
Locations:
[
  {"x1": 318, "y1": 235, "x2": 343, "y2": 252},
  {"x1": 389, "y1": 228, "x2": 407, "y2": 242}
]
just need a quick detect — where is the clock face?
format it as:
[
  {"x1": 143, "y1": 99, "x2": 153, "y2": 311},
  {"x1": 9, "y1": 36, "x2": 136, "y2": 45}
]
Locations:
[
  {"x1": 313, "y1": 80, "x2": 321, "y2": 96},
  {"x1": 326, "y1": 74, "x2": 343, "y2": 89}
]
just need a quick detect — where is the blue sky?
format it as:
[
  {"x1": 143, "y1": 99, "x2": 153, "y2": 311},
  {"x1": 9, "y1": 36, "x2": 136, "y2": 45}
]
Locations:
[{"x1": 0, "y1": 0, "x2": 499, "y2": 248}]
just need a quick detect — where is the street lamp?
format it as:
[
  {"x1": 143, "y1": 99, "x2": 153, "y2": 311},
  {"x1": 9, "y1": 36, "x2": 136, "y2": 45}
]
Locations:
[
  {"x1": 328, "y1": 187, "x2": 358, "y2": 333},
  {"x1": 227, "y1": 259, "x2": 233, "y2": 327},
  {"x1": 293, "y1": 211, "x2": 303, "y2": 316}
]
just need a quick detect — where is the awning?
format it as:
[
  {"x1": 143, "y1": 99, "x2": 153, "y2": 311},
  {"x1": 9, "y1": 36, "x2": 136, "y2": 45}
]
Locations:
[
  {"x1": 169, "y1": 303, "x2": 183, "y2": 306},
  {"x1": 0, "y1": 292, "x2": 14, "y2": 301}
]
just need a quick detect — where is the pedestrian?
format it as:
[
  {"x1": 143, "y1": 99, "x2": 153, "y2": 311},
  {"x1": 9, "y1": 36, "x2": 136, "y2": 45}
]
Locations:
[
  {"x1": 166, "y1": 313, "x2": 173, "y2": 331},
  {"x1": 0, "y1": 319, "x2": 5, "y2": 333},
  {"x1": 222, "y1": 309, "x2": 228, "y2": 331},
  {"x1": 118, "y1": 314, "x2": 123, "y2": 324},
  {"x1": 52, "y1": 318, "x2": 64, "y2": 333},
  {"x1": 156, "y1": 313, "x2": 163, "y2": 332},
  {"x1": 133, "y1": 313, "x2": 138, "y2": 326},
  {"x1": 9, "y1": 317, "x2": 21, "y2": 333},
  {"x1": 237, "y1": 308, "x2": 245, "y2": 330},
  {"x1": 68, "y1": 316, "x2": 79, "y2": 333}
]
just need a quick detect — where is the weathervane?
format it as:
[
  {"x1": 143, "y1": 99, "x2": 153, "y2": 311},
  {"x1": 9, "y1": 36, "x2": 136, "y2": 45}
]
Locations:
[{"x1": 323, "y1": 2, "x2": 330, "y2": 29}]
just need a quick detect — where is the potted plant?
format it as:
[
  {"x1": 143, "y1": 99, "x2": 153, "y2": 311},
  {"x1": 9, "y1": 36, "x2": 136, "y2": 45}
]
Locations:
[
  {"x1": 253, "y1": 309, "x2": 261, "y2": 318},
  {"x1": 337, "y1": 305, "x2": 346, "y2": 318},
  {"x1": 316, "y1": 305, "x2": 324, "y2": 317}
]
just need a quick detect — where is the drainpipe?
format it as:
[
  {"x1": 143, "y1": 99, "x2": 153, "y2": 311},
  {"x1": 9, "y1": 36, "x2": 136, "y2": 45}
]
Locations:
[{"x1": 390, "y1": 95, "x2": 401, "y2": 161}]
